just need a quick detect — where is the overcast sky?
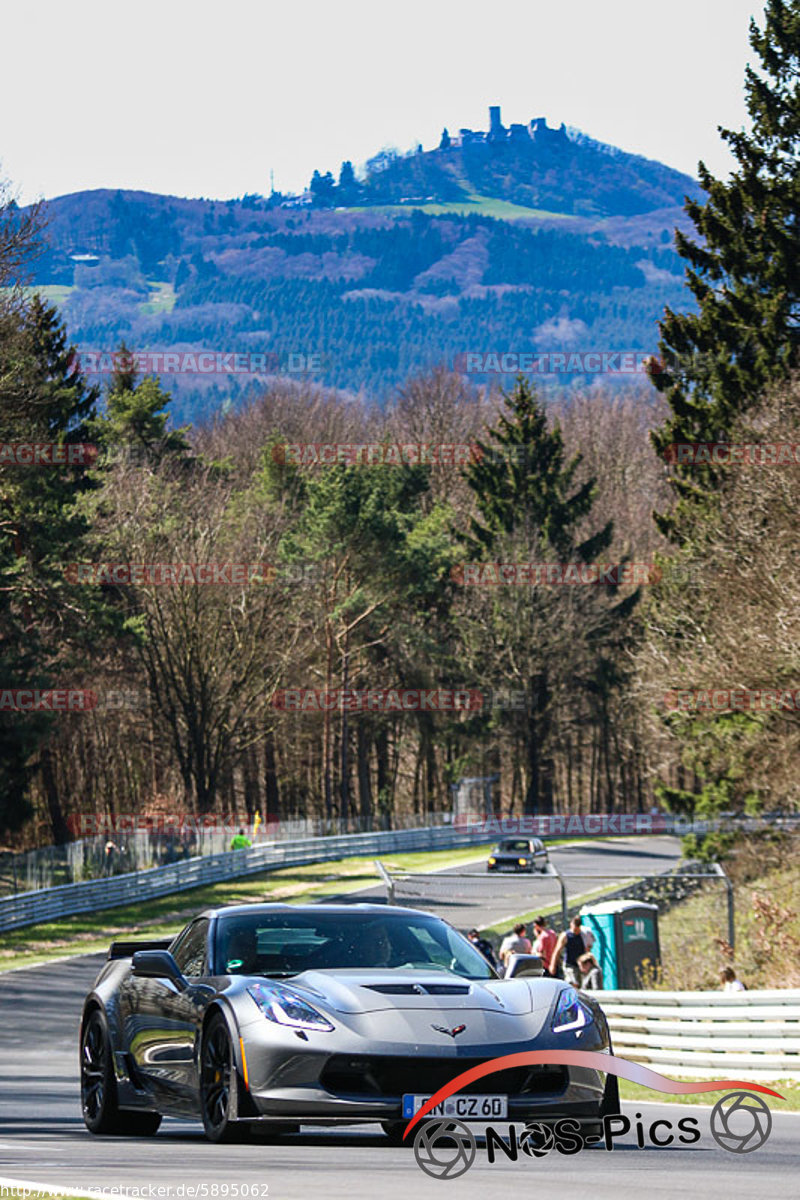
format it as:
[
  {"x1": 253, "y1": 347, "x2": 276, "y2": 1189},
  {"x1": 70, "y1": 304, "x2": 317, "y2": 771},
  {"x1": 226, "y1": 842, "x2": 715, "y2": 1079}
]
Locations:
[{"x1": 2, "y1": 0, "x2": 762, "y2": 204}]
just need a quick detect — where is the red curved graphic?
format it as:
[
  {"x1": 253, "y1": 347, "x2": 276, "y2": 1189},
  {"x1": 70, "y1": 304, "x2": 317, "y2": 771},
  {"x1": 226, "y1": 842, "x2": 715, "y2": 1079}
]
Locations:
[{"x1": 402, "y1": 1050, "x2": 785, "y2": 1139}]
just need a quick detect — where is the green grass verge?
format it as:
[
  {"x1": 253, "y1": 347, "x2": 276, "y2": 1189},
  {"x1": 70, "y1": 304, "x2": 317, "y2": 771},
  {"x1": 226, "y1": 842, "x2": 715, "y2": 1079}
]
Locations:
[
  {"x1": 618, "y1": 1076, "x2": 800, "y2": 1112},
  {"x1": 655, "y1": 845, "x2": 800, "y2": 990}
]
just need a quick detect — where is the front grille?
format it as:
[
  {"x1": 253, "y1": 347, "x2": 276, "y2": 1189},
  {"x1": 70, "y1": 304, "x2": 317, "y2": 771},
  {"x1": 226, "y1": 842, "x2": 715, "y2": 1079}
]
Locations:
[{"x1": 320, "y1": 1055, "x2": 568, "y2": 1099}]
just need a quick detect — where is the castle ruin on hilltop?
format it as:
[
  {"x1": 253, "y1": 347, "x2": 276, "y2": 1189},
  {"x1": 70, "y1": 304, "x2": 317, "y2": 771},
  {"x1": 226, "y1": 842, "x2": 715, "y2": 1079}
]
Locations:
[{"x1": 448, "y1": 105, "x2": 568, "y2": 148}]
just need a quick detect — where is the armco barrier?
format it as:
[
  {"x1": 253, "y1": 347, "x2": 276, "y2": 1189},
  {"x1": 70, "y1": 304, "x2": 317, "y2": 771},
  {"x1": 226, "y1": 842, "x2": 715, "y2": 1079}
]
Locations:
[
  {"x1": 0, "y1": 825, "x2": 492, "y2": 933},
  {"x1": 602, "y1": 988, "x2": 800, "y2": 1081}
]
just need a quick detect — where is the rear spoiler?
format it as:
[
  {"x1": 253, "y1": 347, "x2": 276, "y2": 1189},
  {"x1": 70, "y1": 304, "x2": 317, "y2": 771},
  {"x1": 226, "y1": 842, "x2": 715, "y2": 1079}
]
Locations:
[{"x1": 108, "y1": 938, "x2": 173, "y2": 960}]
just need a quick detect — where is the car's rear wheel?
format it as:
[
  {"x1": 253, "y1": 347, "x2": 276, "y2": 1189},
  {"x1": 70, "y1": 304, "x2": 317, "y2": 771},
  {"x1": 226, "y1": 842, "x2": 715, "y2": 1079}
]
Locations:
[
  {"x1": 201, "y1": 1013, "x2": 245, "y2": 1143},
  {"x1": 81, "y1": 1009, "x2": 161, "y2": 1136}
]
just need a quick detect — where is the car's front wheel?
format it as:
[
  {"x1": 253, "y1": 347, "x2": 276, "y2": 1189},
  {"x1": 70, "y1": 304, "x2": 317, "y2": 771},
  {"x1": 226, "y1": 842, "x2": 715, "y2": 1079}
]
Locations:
[
  {"x1": 81, "y1": 1009, "x2": 161, "y2": 1136},
  {"x1": 600, "y1": 1070, "x2": 621, "y2": 1117},
  {"x1": 382, "y1": 1121, "x2": 412, "y2": 1145},
  {"x1": 201, "y1": 1013, "x2": 246, "y2": 1143}
]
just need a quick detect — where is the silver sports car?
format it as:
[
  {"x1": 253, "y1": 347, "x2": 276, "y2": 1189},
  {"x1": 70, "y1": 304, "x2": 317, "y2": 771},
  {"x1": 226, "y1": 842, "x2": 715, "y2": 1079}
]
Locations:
[{"x1": 80, "y1": 902, "x2": 617, "y2": 1143}]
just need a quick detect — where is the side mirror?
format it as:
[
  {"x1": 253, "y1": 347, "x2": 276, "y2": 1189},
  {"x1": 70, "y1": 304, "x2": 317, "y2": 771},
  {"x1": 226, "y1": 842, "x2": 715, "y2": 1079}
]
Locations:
[
  {"x1": 132, "y1": 949, "x2": 187, "y2": 990},
  {"x1": 505, "y1": 953, "x2": 544, "y2": 978}
]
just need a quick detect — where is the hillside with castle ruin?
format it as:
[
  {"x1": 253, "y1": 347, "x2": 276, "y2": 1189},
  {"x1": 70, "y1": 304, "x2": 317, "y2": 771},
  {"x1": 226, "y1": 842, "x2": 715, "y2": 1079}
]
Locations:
[
  {"x1": 302, "y1": 106, "x2": 701, "y2": 219},
  {"x1": 23, "y1": 106, "x2": 703, "y2": 412}
]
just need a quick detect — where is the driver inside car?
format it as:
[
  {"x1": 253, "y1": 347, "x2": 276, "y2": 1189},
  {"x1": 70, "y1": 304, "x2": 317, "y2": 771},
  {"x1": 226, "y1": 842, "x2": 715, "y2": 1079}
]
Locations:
[{"x1": 223, "y1": 926, "x2": 259, "y2": 974}]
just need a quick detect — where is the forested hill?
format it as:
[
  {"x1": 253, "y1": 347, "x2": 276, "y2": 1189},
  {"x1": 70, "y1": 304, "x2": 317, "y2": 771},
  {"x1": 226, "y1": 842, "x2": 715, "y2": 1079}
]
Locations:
[
  {"x1": 308, "y1": 112, "x2": 701, "y2": 217},
  {"x1": 27, "y1": 112, "x2": 702, "y2": 418}
]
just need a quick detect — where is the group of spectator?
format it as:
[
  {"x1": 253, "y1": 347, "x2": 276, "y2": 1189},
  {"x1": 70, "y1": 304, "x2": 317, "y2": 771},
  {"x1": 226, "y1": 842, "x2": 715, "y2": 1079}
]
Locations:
[
  {"x1": 469, "y1": 918, "x2": 749, "y2": 994},
  {"x1": 468, "y1": 913, "x2": 604, "y2": 988}
]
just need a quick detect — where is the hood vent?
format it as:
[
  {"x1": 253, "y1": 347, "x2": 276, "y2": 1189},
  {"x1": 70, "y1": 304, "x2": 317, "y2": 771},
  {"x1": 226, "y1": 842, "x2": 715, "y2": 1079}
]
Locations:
[
  {"x1": 363, "y1": 983, "x2": 470, "y2": 996},
  {"x1": 422, "y1": 983, "x2": 471, "y2": 995}
]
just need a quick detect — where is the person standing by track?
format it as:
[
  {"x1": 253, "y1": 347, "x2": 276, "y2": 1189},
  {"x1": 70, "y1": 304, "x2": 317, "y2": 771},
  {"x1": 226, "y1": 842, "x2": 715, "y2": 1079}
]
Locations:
[{"x1": 549, "y1": 915, "x2": 587, "y2": 986}]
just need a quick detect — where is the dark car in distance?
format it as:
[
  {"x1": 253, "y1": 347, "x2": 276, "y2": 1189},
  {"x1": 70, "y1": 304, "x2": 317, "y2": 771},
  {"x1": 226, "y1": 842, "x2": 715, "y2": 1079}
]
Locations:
[{"x1": 487, "y1": 837, "x2": 549, "y2": 873}]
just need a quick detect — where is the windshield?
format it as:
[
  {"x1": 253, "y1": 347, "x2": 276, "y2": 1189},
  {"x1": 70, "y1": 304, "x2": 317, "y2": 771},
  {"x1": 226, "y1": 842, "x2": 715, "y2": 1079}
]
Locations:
[
  {"x1": 498, "y1": 839, "x2": 531, "y2": 851},
  {"x1": 214, "y1": 910, "x2": 494, "y2": 979}
]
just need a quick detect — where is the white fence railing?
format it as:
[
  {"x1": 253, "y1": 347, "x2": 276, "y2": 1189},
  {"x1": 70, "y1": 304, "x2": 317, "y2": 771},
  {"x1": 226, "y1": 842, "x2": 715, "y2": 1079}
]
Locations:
[
  {"x1": 0, "y1": 824, "x2": 491, "y2": 933},
  {"x1": 602, "y1": 988, "x2": 800, "y2": 1081}
]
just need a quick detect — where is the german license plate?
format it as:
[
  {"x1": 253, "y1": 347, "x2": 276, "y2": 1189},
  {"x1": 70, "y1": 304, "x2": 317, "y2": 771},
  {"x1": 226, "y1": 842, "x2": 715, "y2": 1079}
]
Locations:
[{"x1": 402, "y1": 1093, "x2": 507, "y2": 1120}]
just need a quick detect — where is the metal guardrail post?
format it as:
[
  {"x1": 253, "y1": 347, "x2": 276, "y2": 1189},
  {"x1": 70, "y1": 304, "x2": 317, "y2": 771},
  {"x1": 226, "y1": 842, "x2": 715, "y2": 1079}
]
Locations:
[
  {"x1": 544, "y1": 862, "x2": 568, "y2": 929},
  {"x1": 710, "y1": 861, "x2": 735, "y2": 950},
  {"x1": 374, "y1": 859, "x2": 395, "y2": 904}
]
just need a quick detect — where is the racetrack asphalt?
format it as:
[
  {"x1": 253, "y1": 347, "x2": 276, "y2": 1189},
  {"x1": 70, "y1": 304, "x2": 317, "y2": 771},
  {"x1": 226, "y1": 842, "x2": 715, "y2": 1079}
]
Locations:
[
  {"x1": 366, "y1": 834, "x2": 687, "y2": 929},
  {"x1": 0, "y1": 837, "x2": 795, "y2": 1199}
]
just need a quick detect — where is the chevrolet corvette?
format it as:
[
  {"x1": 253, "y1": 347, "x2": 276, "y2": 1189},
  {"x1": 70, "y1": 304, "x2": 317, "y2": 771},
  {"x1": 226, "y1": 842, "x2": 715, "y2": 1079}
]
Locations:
[{"x1": 79, "y1": 902, "x2": 617, "y2": 1142}]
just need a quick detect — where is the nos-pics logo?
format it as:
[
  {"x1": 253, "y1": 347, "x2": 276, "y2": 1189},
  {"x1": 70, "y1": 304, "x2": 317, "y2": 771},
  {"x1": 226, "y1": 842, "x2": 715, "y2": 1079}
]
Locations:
[{"x1": 405, "y1": 1052, "x2": 779, "y2": 1179}]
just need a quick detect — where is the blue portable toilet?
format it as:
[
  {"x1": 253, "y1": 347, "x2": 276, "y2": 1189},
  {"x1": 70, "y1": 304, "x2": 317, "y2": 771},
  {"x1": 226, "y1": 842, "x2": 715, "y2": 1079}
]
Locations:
[{"x1": 580, "y1": 900, "x2": 660, "y2": 989}]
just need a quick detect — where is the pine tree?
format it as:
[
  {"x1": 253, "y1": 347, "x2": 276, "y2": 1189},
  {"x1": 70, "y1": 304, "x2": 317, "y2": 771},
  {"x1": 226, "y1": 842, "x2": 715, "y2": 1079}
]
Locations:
[
  {"x1": 0, "y1": 298, "x2": 110, "y2": 835},
  {"x1": 461, "y1": 378, "x2": 629, "y2": 815},
  {"x1": 94, "y1": 343, "x2": 190, "y2": 465},
  {"x1": 463, "y1": 376, "x2": 612, "y2": 563},
  {"x1": 650, "y1": 0, "x2": 800, "y2": 540}
]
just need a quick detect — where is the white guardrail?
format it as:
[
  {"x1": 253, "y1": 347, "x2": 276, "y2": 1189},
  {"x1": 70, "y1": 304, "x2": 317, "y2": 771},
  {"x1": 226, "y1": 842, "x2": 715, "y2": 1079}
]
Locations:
[
  {"x1": 602, "y1": 989, "x2": 800, "y2": 1081},
  {"x1": 0, "y1": 824, "x2": 491, "y2": 933}
]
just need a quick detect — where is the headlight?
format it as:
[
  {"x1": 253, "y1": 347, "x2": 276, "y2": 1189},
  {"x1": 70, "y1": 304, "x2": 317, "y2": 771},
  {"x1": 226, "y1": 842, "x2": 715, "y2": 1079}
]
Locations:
[
  {"x1": 488, "y1": 857, "x2": 496, "y2": 865},
  {"x1": 518, "y1": 857, "x2": 527, "y2": 866},
  {"x1": 248, "y1": 982, "x2": 334, "y2": 1031},
  {"x1": 551, "y1": 986, "x2": 591, "y2": 1033}
]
